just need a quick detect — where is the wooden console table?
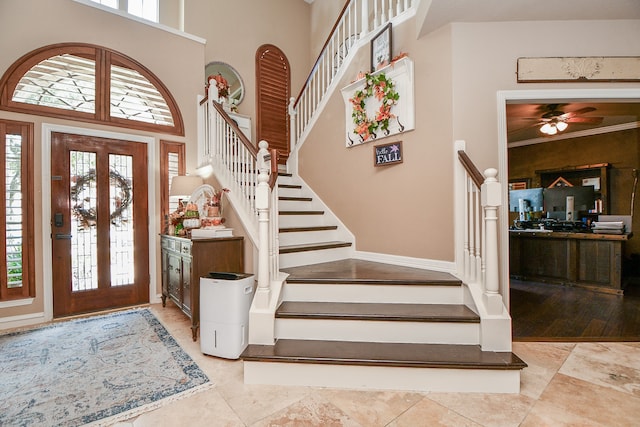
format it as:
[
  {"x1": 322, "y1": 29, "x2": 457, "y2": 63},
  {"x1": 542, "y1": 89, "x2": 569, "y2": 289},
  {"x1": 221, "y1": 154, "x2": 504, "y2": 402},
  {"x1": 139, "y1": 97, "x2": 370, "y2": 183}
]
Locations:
[
  {"x1": 160, "y1": 235, "x2": 244, "y2": 340},
  {"x1": 509, "y1": 230, "x2": 630, "y2": 294}
]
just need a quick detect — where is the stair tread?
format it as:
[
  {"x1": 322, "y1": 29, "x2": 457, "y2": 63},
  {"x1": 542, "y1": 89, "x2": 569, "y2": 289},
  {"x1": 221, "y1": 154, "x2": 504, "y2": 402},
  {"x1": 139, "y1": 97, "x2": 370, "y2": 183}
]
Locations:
[
  {"x1": 282, "y1": 259, "x2": 462, "y2": 286},
  {"x1": 276, "y1": 301, "x2": 480, "y2": 322},
  {"x1": 279, "y1": 184, "x2": 302, "y2": 189},
  {"x1": 280, "y1": 226, "x2": 338, "y2": 233},
  {"x1": 241, "y1": 340, "x2": 527, "y2": 370},
  {"x1": 280, "y1": 241, "x2": 352, "y2": 254},
  {"x1": 280, "y1": 196, "x2": 313, "y2": 201},
  {"x1": 279, "y1": 210, "x2": 325, "y2": 215}
]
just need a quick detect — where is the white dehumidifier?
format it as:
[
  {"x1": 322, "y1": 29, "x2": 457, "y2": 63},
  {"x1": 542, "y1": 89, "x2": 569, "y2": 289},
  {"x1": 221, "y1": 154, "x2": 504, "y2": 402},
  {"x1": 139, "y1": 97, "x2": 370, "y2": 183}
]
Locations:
[{"x1": 200, "y1": 272, "x2": 255, "y2": 359}]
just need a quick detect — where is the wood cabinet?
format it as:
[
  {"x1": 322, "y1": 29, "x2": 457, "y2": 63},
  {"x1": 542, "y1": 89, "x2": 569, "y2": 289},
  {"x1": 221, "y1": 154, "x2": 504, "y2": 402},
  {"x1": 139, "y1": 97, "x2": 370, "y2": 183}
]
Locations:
[
  {"x1": 510, "y1": 230, "x2": 629, "y2": 294},
  {"x1": 161, "y1": 235, "x2": 244, "y2": 340}
]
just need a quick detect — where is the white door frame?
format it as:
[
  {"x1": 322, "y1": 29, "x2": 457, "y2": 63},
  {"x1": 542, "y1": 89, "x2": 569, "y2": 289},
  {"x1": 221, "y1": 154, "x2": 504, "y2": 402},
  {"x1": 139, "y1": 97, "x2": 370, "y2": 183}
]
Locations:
[
  {"x1": 497, "y1": 88, "x2": 640, "y2": 307},
  {"x1": 42, "y1": 123, "x2": 158, "y2": 322}
]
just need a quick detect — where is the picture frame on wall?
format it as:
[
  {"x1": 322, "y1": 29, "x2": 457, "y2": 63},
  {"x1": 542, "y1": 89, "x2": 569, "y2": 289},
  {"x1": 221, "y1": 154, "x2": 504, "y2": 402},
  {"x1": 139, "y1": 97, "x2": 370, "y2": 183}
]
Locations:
[
  {"x1": 374, "y1": 141, "x2": 403, "y2": 166},
  {"x1": 371, "y1": 23, "x2": 392, "y2": 72}
]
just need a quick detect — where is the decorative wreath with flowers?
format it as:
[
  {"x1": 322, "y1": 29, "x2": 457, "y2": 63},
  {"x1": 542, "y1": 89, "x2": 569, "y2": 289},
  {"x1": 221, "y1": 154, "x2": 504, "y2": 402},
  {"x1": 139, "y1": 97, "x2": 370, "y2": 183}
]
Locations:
[
  {"x1": 349, "y1": 72, "x2": 400, "y2": 142},
  {"x1": 70, "y1": 169, "x2": 132, "y2": 229},
  {"x1": 207, "y1": 73, "x2": 229, "y2": 99}
]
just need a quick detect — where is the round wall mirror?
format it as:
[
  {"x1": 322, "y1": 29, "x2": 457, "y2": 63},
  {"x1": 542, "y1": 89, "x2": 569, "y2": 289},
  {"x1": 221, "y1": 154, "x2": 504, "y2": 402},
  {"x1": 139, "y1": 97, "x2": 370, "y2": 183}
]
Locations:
[{"x1": 205, "y1": 61, "x2": 244, "y2": 106}]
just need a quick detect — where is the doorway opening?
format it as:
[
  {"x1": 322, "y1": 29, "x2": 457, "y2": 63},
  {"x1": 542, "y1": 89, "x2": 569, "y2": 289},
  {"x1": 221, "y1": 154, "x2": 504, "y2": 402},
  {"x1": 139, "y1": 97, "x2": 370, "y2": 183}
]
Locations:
[{"x1": 498, "y1": 88, "x2": 640, "y2": 341}]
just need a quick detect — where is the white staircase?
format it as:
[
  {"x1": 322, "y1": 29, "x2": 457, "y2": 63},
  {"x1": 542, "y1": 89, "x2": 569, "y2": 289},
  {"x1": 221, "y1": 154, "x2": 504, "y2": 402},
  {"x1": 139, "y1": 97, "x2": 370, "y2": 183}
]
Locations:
[
  {"x1": 242, "y1": 259, "x2": 526, "y2": 393},
  {"x1": 195, "y1": 0, "x2": 525, "y2": 394},
  {"x1": 277, "y1": 173, "x2": 355, "y2": 268}
]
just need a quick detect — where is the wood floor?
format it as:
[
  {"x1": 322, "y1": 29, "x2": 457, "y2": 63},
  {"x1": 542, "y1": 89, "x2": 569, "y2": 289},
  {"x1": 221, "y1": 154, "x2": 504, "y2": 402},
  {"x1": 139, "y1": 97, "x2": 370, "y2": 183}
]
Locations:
[
  {"x1": 282, "y1": 259, "x2": 640, "y2": 342},
  {"x1": 510, "y1": 278, "x2": 640, "y2": 341}
]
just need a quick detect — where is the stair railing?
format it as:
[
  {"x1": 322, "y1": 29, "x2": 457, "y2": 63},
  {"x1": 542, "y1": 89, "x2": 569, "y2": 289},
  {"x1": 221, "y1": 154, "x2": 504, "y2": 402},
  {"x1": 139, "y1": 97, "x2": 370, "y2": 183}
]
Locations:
[
  {"x1": 289, "y1": 0, "x2": 417, "y2": 157},
  {"x1": 456, "y1": 147, "x2": 504, "y2": 316},
  {"x1": 198, "y1": 85, "x2": 279, "y2": 308}
]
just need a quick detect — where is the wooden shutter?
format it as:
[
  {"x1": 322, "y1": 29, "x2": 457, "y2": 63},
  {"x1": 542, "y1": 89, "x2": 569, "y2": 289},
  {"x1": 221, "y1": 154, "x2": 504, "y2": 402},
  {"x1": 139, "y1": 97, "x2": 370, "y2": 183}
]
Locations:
[{"x1": 255, "y1": 44, "x2": 290, "y2": 164}]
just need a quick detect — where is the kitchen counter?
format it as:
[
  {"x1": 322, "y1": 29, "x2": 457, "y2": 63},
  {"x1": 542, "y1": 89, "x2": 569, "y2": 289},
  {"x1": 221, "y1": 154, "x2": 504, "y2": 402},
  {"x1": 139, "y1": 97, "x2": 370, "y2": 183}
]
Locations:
[{"x1": 509, "y1": 230, "x2": 631, "y2": 294}]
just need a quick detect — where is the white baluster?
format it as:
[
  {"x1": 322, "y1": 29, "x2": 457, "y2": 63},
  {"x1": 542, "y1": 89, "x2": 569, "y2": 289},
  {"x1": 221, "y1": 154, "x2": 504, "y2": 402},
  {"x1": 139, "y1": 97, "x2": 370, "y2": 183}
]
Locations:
[
  {"x1": 361, "y1": 0, "x2": 369, "y2": 35},
  {"x1": 474, "y1": 185, "x2": 482, "y2": 283},
  {"x1": 288, "y1": 97, "x2": 296, "y2": 155},
  {"x1": 463, "y1": 176, "x2": 471, "y2": 282}
]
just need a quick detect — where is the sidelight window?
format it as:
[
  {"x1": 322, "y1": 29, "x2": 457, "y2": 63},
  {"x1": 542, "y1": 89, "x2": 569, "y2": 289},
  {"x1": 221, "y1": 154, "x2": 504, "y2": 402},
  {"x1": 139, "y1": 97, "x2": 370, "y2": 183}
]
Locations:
[{"x1": 0, "y1": 120, "x2": 34, "y2": 301}]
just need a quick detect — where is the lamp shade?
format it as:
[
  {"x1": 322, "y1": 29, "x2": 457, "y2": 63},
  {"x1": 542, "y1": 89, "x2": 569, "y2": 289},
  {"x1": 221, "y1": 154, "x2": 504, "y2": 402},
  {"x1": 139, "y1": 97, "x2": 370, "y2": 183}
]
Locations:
[{"x1": 170, "y1": 175, "x2": 204, "y2": 198}]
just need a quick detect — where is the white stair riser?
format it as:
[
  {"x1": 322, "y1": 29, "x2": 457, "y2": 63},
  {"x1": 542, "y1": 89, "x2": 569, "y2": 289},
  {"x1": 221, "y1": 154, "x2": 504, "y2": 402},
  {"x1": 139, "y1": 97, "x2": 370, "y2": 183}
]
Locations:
[
  {"x1": 244, "y1": 362, "x2": 521, "y2": 393},
  {"x1": 279, "y1": 246, "x2": 355, "y2": 269},
  {"x1": 278, "y1": 199, "x2": 324, "y2": 211},
  {"x1": 281, "y1": 283, "x2": 464, "y2": 304},
  {"x1": 279, "y1": 229, "x2": 340, "y2": 246},
  {"x1": 278, "y1": 187, "x2": 303, "y2": 197},
  {"x1": 275, "y1": 318, "x2": 480, "y2": 345},
  {"x1": 279, "y1": 214, "x2": 329, "y2": 228}
]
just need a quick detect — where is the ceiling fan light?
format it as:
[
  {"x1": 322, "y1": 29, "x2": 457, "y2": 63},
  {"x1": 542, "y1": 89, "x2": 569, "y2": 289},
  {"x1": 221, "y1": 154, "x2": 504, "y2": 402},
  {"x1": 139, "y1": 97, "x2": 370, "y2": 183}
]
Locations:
[
  {"x1": 540, "y1": 123, "x2": 553, "y2": 134},
  {"x1": 547, "y1": 125, "x2": 558, "y2": 135},
  {"x1": 556, "y1": 121, "x2": 568, "y2": 131}
]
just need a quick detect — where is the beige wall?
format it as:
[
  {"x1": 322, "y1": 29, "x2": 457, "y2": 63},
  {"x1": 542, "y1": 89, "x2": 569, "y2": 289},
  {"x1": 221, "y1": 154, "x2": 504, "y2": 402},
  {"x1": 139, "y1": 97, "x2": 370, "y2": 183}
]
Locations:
[
  {"x1": 309, "y1": 0, "x2": 346, "y2": 64},
  {"x1": 299, "y1": 19, "x2": 456, "y2": 260},
  {"x1": 297, "y1": 17, "x2": 640, "y2": 263},
  {"x1": 184, "y1": 0, "x2": 311, "y2": 140},
  {"x1": 451, "y1": 20, "x2": 640, "y2": 173}
]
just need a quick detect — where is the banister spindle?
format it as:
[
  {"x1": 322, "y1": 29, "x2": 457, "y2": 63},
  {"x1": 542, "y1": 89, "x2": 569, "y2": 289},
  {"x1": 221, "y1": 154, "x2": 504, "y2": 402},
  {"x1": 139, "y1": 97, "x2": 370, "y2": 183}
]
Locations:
[{"x1": 361, "y1": 0, "x2": 369, "y2": 35}]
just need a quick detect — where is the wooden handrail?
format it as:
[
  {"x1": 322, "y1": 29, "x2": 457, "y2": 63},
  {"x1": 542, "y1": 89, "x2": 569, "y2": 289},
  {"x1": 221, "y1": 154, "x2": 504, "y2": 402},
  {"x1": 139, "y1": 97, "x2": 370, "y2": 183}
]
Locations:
[
  {"x1": 210, "y1": 99, "x2": 258, "y2": 157},
  {"x1": 293, "y1": 0, "x2": 351, "y2": 108},
  {"x1": 210, "y1": 99, "x2": 280, "y2": 189},
  {"x1": 268, "y1": 148, "x2": 279, "y2": 189},
  {"x1": 457, "y1": 150, "x2": 484, "y2": 188}
]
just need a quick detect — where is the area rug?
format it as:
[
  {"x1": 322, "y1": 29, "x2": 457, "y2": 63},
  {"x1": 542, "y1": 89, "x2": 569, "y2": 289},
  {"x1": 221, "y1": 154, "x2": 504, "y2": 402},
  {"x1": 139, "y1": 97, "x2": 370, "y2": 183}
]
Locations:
[{"x1": 0, "y1": 308, "x2": 211, "y2": 426}]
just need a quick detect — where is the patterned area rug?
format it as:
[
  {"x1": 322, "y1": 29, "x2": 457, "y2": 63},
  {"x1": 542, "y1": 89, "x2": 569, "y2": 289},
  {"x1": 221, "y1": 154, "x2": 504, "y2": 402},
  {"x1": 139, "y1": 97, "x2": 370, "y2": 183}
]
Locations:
[{"x1": 0, "y1": 308, "x2": 211, "y2": 426}]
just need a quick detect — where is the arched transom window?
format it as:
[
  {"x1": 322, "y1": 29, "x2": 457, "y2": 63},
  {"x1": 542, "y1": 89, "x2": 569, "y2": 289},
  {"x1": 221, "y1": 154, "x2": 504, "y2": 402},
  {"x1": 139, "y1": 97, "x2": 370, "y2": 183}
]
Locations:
[{"x1": 0, "y1": 43, "x2": 184, "y2": 135}]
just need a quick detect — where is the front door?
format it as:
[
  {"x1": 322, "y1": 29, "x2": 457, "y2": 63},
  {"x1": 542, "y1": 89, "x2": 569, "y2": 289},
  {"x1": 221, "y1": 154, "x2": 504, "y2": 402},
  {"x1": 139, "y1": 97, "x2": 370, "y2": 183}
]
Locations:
[{"x1": 51, "y1": 132, "x2": 149, "y2": 317}]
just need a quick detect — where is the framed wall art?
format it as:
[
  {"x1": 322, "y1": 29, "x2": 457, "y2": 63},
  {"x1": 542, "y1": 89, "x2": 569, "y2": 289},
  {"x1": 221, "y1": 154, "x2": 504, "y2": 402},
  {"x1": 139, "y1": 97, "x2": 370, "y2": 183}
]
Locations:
[
  {"x1": 374, "y1": 141, "x2": 402, "y2": 166},
  {"x1": 371, "y1": 23, "x2": 392, "y2": 72}
]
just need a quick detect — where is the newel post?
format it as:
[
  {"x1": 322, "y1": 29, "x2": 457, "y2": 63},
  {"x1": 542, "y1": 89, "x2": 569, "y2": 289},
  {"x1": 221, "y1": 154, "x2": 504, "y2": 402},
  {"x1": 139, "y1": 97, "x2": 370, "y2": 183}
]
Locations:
[
  {"x1": 253, "y1": 140, "x2": 272, "y2": 309},
  {"x1": 481, "y1": 168, "x2": 504, "y2": 315}
]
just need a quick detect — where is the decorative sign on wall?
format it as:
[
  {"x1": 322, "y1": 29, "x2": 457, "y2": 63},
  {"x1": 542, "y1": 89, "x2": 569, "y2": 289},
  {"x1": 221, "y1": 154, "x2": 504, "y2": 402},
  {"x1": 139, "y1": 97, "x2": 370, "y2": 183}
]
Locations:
[
  {"x1": 374, "y1": 141, "x2": 402, "y2": 166},
  {"x1": 341, "y1": 57, "x2": 415, "y2": 147},
  {"x1": 517, "y1": 57, "x2": 640, "y2": 82},
  {"x1": 371, "y1": 23, "x2": 392, "y2": 72}
]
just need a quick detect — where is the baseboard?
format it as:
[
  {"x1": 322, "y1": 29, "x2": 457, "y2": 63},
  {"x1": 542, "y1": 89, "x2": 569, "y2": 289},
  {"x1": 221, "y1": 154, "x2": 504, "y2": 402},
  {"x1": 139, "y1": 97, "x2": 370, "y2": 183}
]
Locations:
[
  {"x1": 0, "y1": 311, "x2": 47, "y2": 331},
  {"x1": 354, "y1": 251, "x2": 457, "y2": 275}
]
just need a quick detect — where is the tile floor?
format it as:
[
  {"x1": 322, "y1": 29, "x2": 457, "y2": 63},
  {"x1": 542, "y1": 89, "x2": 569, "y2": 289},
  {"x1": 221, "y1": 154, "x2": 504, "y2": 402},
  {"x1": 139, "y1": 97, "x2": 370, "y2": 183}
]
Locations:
[{"x1": 116, "y1": 304, "x2": 640, "y2": 426}]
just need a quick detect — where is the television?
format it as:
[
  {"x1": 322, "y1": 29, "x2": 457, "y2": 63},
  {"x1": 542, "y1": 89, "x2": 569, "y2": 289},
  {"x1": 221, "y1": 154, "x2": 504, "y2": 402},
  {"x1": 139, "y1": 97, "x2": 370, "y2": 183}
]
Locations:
[{"x1": 543, "y1": 186, "x2": 595, "y2": 220}]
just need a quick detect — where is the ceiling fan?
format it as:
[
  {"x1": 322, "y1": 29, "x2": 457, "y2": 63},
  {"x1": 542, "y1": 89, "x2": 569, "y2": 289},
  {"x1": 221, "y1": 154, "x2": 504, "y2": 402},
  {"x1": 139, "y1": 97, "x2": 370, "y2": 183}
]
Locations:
[{"x1": 512, "y1": 104, "x2": 604, "y2": 136}]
